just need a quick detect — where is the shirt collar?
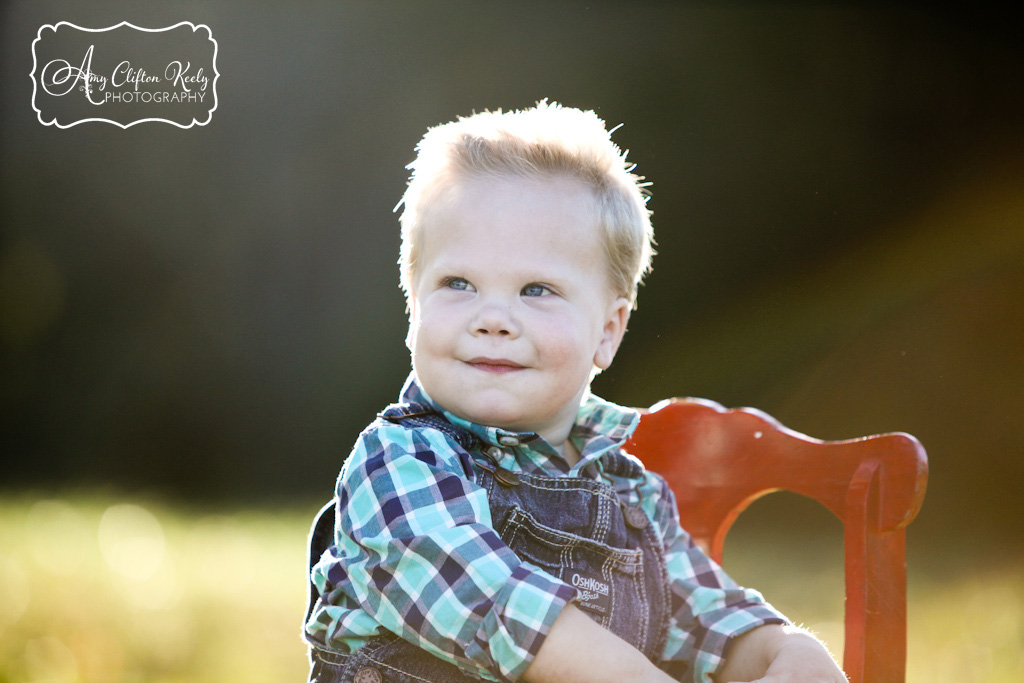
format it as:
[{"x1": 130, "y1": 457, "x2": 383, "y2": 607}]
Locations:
[{"x1": 398, "y1": 372, "x2": 640, "y2": 473}]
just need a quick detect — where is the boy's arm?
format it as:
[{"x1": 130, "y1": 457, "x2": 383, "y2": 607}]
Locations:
[
  {"x1": 648, "y1": 474, "x2": 791, "y2": 679},
  {"x1": 316, "y1": 424, "x2": 577, "y2": 680},
  {"x1": 713, "y1": 624, "x2": 847, "y2": 683},
  {"x1": 646, "y1": 476, "x2": 844, "y2": 682},
  {"x1": 523, "y1": 604, "x2": 677, "y2": 683}
]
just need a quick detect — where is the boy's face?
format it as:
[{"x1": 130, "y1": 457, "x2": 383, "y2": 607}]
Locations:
[{"x1": 406, "y1": 174, "x2": 630, "y2": 449}]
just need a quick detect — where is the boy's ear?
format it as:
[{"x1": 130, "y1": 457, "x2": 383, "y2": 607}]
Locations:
[{"x1": 593, "y1": 297, "x2": 631, "y2": 371}]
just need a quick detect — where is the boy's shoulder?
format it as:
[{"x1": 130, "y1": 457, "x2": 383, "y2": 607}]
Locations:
[
  {"x1": 342, "y1": 402, "x2": 477, "y2": 479},
  {"x1": 377, "y1": 402, "x2": 480, "y2": 451}
]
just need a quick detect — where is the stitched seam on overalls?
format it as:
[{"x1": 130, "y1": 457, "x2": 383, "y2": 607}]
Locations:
[
  {"x1": 641, "y1": 519, "x2": 672, "y2": 660},
  {"x1": 360, "y1": 654, "x2": 441, "y2": 683},
  {"x1": 594, "y1": 488, "x2": 611, "y2": 545},
  {"x1": 309, "y1": 643, "x2": 347, "y2": 665},
  {"x1": 502, "y1": 508, "x2": 643, "y2": 565},
  {"x1": 503, "y1": 477, "x2": 622, "y2": 504},
  {"x1": 632, "y1": 550, "x2": 652, "y2": 653}
]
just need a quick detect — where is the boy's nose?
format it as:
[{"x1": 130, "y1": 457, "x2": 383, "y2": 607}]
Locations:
[{"x1": 470, "y1": 302, "x2": 520, "y2": 338}]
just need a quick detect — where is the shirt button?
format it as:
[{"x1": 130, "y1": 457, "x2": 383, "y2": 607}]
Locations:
[
  {"x1": 354, "y1": 667, "x2": 382, "y2": 683},
  {"x1": 498, "y1": 435, "x2": 520, "y2": 447},
  {"x1": 486, "y1": 446, "x2": 504, "y2": 459}
]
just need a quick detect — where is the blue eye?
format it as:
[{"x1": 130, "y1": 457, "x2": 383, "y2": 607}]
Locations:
[
  {"x1": 521, "y1": 283, "x2": 550, "y2": 297},
  {"x1": 442, "y1": 277, "x2": 473, "y2": 291}
]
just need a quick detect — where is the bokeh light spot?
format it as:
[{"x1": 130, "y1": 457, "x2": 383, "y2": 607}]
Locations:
[{"x1": 98, "y1": 503, "x2": 166, "y2": 581}]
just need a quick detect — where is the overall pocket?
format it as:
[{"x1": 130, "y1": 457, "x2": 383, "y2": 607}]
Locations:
[{"x1": 497, "y1": 506, "x2": 651, "y2": 648}]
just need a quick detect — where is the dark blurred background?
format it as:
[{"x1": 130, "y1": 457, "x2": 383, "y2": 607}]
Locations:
[{"x1": 2, "y1": 2, "x2": 1022, "y2": 548}]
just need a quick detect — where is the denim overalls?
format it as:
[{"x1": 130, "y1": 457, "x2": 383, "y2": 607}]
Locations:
[{"x1": 305, "y1": 404, "x2": 673, "y2": 683}]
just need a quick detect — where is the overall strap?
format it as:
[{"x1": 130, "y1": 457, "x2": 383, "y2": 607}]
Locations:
[
  {"x1": 379, "y1": 402, "x2": 483, "y2": 481},
  {"x1": 378, "y1": 402, "x2": 481, "y2": 451},
  {"x1": 600, "y1": 450, "x2": 645, "y2": 480}
]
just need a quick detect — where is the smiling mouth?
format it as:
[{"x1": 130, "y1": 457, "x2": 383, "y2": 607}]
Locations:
[{"x1": 466, "y1": 358, "x2": 525, "y2": 373}]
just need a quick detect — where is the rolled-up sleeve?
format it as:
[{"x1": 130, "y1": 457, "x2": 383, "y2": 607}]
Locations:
[{"x1": 308, "y1": 421, "x2": 576, "y2": 681}]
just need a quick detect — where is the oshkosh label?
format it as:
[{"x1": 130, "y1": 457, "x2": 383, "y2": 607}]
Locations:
[
  {"x1": 31, "y1": 21, "x2": 219, "y2": 128},
  {"x1": 570, "y1": 572, "x2": 611, "y2": 615}
]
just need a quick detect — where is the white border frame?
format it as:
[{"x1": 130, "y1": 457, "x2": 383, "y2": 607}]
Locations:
[{"x1": 31, "y1": 21, "x2": 220, "y2": 129}]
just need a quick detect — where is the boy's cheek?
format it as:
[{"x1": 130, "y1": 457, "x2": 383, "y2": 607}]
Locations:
[{"x1": 404, "y1": 297, "x2": 425, "y2": 349}]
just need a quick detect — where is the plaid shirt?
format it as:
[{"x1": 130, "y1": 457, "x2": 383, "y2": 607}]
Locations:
[{"x1": 307, "y1": 374, "x2": 787, "y2": 682}]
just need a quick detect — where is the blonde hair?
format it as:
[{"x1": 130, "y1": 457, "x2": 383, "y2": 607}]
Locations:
[{"x1": 397, "y1": 101, "x2": 655, "y2": 308}]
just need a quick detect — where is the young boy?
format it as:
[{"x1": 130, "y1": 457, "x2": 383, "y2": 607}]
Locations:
[{"x1": 304, "y1": 101, "x2": 846, "y2": 683}]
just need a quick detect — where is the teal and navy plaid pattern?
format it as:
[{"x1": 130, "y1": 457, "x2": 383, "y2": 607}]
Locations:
[{"x1": 307, "y1": 375, "x2": 787, "y2": 682}]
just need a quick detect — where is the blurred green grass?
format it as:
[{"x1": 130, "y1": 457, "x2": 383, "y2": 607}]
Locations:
[
  {"x1": 0, "y1": 493, "x2": 1020, "y2": 683},
  {"x1": 0, "y1": 494, "x2": 310, "y2": 683}
]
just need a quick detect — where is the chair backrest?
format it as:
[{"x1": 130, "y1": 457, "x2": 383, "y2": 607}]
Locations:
[{"x1": 624, "y1": 397, "x2": 928, "y2": 683}]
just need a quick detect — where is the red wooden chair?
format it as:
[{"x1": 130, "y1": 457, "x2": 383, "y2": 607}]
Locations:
[{"x1": 624, "y1": 397, "x2": 928, "y2": 683}]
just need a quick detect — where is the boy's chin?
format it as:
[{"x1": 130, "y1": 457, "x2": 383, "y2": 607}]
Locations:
[
  {"x1": 451, "y1": 396, "x2": 580, "y2": 439},
  {"x1": 452, "y1": 404, "x2": 526, "y2": 431},
  {"x1": 443, "y1": 396, "x2": 538, "y2": 433}
]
